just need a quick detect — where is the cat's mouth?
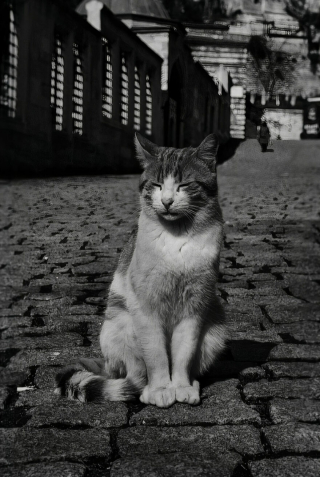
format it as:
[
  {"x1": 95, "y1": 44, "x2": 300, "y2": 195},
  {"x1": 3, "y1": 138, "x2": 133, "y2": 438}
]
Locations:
[{"x1": 160, "y1": 211, "x2": 181, "y2": 221}]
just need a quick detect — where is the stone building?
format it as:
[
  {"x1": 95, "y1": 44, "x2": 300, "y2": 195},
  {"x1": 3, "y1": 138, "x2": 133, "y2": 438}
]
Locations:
[
  {"x1": 77, "y1": 0, "x2": 231, "y2": 148},
  {"x1": 185, "y1": 0, "x2": 320, "y2": 140},
  {"x1": 0, "y1": 0, "x2": 229, "y2": 175},
  {"x1": 0, "y1": 0, "x2": 163, "y2": 174}
]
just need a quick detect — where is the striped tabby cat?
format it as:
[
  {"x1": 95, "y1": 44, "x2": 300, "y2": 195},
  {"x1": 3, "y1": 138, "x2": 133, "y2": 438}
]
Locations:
[{"x1": 56, "y1": 133, "x2": 226, "y2": 408}]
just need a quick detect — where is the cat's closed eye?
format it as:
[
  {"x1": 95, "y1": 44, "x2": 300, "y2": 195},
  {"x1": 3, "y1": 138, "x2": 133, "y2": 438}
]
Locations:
[
  {"x1": 177, "y1": 182, "x2": 195, "y2": 191},
  {"x1": 152, "y1": 182, "x2": 162, "y2": 190}
]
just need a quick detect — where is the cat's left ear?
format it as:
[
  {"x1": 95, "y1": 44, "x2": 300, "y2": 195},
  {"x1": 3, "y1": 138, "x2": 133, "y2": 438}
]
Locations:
[
  {"x1": 196, "y1": 134, "x2": 219, "y2": 172},
  {"x1": 134, "y1": 133, "x2": 160, "y2": 169}
]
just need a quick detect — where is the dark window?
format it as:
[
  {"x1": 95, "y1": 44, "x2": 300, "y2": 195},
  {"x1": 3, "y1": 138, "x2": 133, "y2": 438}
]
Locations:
[
  {"x1": 145, "y1": 74, "x2": 152, "y2": 135},
  {"x1": 120, "y1": 53, "x2": 129, "y2": 125},
  {"x1": 0, "y1": 2, "x2": 18, "y2": 118},
  {"x1": 102, "y1": 38, "x2": 112, "y2": 119},
  {"x1": 72, "y1": 43, "x2": 84, "y2": 135},
  {"x1": 50, "y1": 34, "x2": 64, "y2": 131},
  {"x1": 133, "y1": 66, "x2": 141, "y2": 130}
]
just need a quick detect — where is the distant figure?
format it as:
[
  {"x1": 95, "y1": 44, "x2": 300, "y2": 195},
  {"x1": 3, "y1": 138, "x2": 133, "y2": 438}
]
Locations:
[{"x1": 258, "y1": 121, "x2": 270, "y2": 152}]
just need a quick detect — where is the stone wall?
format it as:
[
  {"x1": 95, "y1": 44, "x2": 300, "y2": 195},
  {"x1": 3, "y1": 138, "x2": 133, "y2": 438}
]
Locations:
[{"x1": 0, "y1": 0, "x2": 163, "y2": 175}]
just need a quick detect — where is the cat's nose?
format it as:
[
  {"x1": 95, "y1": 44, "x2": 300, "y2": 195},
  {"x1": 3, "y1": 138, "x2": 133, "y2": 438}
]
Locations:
[{"x1": 161, "y1": 196, "x2": 174, "y2": 210}]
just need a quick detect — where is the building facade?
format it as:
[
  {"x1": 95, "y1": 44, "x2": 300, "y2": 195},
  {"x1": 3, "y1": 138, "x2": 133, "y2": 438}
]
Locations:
[
  {"x1": 0, "y1": 0, "x2": 163, "y2": 175},
  {"x1": 185, "y1": 0, "x2": 320, "y2": 140},
  {"x1": 78, "y1": 0, "x2": 231, "y2": 148},
  {"x1": 0, "y1": 0, "x2": 230, "y2": 175}
]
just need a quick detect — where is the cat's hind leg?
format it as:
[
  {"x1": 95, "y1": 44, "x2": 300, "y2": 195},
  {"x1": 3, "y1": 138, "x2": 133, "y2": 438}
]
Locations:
[
  {"x1": 195, "y1": 321, "x2": 227, "y2": 377},
  {"x1": 99, "y1": 304, "x2": 147, "y2": 395},
  {"x1": 55, "y1": 304, "x2": 147, "y2": 402}
]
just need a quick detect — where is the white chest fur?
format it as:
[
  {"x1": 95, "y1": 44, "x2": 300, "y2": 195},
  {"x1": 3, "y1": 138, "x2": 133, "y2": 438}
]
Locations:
[{"x1": 134, "y1": 213, "x2": 222, "y2": 273}]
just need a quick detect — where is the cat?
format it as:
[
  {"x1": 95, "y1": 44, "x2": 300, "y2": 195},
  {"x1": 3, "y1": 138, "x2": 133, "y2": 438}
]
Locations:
[{"x1": 55, "y1": 133, "x2": 226, "y2": 408}]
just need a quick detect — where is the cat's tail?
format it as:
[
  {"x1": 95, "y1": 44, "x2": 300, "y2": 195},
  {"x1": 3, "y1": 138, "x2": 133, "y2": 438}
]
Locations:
[{"x1": 54, "y1": 360, "x2": 146, "y2": 403}]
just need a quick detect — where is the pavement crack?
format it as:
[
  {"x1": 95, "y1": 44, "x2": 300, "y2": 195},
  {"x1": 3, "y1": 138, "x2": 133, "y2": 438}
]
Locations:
[
  {"x1": 109, "y1": 428, "x2": 121, "y2": 463},
  {"x1": 258, "y1": 305, "x2": 274, "y2": 326},
  {"x1": 260, "y1": 428, "x2": 273, "y2": 455}
]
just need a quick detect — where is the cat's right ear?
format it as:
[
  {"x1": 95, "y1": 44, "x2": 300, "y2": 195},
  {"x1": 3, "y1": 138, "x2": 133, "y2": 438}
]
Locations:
[{"x1": 134, "y1": 133, "x2": 159, "y2": 169}]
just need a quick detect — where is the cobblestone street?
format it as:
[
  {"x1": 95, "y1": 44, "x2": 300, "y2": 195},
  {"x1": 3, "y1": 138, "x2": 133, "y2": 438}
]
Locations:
[{"x1": 1, "y1": 139, "x2": 320, "y2": 476}]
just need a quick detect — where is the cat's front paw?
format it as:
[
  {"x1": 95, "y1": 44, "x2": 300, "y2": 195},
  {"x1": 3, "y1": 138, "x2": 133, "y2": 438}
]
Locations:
[
  {"x1": 140, "y1": 385, "x2": 175, "y2": 408},
  {"x1": 175, "y1": 385, "x2": 200, "y2": 405}
]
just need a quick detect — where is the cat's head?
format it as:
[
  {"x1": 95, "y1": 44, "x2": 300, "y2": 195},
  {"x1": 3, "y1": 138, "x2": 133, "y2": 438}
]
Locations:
[{"x1": 135, "y1": 133, "x2": 219, "y2": 222}]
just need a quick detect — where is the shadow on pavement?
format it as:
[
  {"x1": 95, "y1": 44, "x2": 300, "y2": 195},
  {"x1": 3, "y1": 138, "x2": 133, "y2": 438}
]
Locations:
[{"x1": 217, "y1": 139, "x2": 244, "y2": 165}]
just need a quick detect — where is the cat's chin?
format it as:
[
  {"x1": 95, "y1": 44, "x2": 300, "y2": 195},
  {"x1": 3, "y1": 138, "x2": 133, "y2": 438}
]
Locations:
[{"x1": 159, "y1": 211, "x2": 182, "y2": 221}]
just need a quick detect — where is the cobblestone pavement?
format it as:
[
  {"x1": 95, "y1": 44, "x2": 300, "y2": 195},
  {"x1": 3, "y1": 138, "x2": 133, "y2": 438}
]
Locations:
[{"x1": 1, "y1": 139, "x2": 320, "y2": 476}]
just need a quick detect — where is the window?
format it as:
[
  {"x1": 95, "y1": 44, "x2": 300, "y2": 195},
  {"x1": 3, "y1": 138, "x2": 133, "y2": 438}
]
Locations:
[
  {"x1": 102, "y1": 38, "x2": 112, "y2": 119},
  {"x1": 0, "y1": 2, "x2": 18, "y2": 118},
  {"x1": 72, "y1": 43, "x2": 84, "y2": 135},
  {"x1": 133, "y1": 66, "x2": 141, "y2": 130},
  {"x1": 50, "y1": 34, "x2": 64, "y2": 131},
  {"x1": 120, "y1": 53, "x2": 129, "y2": 125},
  {"x1": 145, "y1": 74, "x2": 152, "y2": 135}
]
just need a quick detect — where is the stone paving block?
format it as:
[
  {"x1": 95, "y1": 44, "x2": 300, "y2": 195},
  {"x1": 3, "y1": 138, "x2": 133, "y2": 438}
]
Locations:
[
  {"x1": 268, "y1": 344, "x2": 320, "y2": 362},
  {"x1": 269, "y1": 398, "x2": 320, "y2": 424},
  {"x1": 0, "y1": 386, "x2": 13, "y2": 409},
  {"x1": 0, "y1": 428, "x2": 111, "y2": 465},
  {"x1": 1, "y1": 462, "x2": 87, "y2": 477},
  {"x1": 111, "y1": 453, "x2": 233, "y2": 477},
  {"x1": 243, "y1": 378, "x2": 320, "y2": 401},
  {"x1": 0, "y1": 333, "x2": 83, "y2": 351},
  {"x1": 282, "y1": 254, "x2": 320, "y2": 274},
  {"x1": 0, "y1": 368, "x2": 28, "y2": 386},
  {"x1": 118, "y1": 425, "x2": 264, "y2": 459},
  {"x1": 130, "y1": 379, "x2": 260, "y2": 427},
  {"x1": 266, "y1": 304, "x2": 320, "y2": 324},
  {"x1": 227, "y1": 295, "x2": 303, "y2": 308},
  {"x1": 239, "y1": 366, "x2": 266, "y2": 383},
  {"x1": 71, "y1": 262, "x2": 109, "y2": 277},
  {"x1": 227, "y1": 310, "x2": 263, "y2": 332},
  {"x1": 229, "y1": 330, "x2": 282, "y2": 362},
  {"x1": 0, "y1": 316, "x2": 31, "y2": 330},
  {"x1": 275, "y1": 322, "x2": 320, "y2": 344},
  {"x1": 217, "y1": 280, "x2": 250, "y2": 290},
  {"x1": 35, "y1": 315, "x2": 103, "y2": 334},
  {"x1": 225, "y1": 284, "x2": 286, "y2": 298},
  {"x1": 0, "y1": 306, "x2": 31, "y2": 317},
  {"x1": 263, "y1": 362, "x2": 320, "y2": 378},
  {"x1": 284, "y1": 277, "x2": 320, "y2": 304},
  {"x1": 15, "y1": 389, "x2": 56, "y2": 408},
  {"x1": 34, "y1": 366, "x2": 59, "y2": 390},
  {"x1": 27, "y1": 400, "x2": 127, "y2": 428},
  {"x1": 236, "y1": 254, "x2": 284, "y2": 268},
  {"x1": 249, "y1": 457, "x2": 320, "y2": 477},
  {"x1": 263, "y1": 423, "x2": 320, "y2": 454},
  {"x1": 65, "y1": 305, "x2": 101, "y2": 315},
  {"x1": 7, "y1": 347, "x2": 101, "y2": 369}
]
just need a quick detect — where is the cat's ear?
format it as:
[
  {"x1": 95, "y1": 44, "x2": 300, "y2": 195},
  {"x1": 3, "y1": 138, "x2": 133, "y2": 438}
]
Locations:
[
  {"x1": 134, "y1": 133, "x2": 159, "y2": 169},
  {"x1": 196, "y1": 134, "x2": 219, "y2": 171}
]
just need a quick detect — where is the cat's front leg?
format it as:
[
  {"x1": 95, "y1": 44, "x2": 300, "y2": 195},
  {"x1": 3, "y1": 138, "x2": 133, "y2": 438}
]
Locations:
[
  {"x1": 135, "y1": 313, "x2": 175, "y2": 408},
  {"x1": 171, "y1": 318, "x2": 201, "y2": 405}
]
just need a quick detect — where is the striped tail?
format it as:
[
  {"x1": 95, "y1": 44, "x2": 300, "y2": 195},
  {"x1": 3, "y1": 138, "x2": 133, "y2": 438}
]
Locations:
[{"x1": 55, "y1": 360, "x2": 146, "y2": 403}]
